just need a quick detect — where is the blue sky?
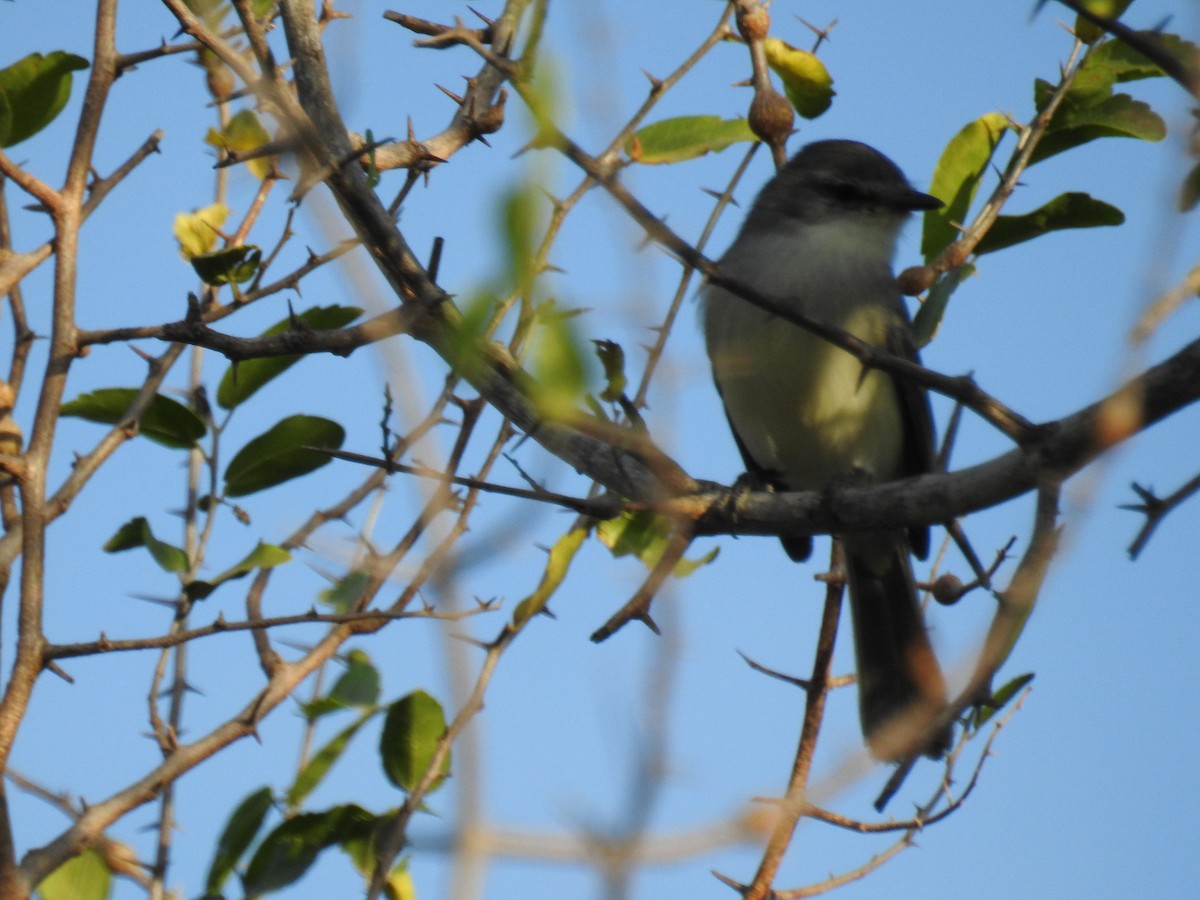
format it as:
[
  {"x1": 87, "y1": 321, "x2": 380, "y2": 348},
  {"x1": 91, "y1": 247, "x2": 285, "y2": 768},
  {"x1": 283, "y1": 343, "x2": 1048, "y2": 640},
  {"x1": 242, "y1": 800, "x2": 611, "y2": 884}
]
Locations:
[{"x1": 4, "y1": 2, "x2": 1200, "y2": 899}]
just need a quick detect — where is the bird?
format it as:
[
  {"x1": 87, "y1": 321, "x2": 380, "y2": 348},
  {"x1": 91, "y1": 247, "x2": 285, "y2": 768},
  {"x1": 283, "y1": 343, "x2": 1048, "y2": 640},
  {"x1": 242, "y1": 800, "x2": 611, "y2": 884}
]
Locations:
[{"x1": 701, "y1": 139, "x2": 950, "y2": 760}]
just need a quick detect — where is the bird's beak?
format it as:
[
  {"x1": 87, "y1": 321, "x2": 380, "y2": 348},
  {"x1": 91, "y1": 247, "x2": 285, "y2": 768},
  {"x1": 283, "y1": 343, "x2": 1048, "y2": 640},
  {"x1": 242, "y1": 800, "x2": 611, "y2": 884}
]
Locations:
[{"x1": 899, "y1": 188, "x2": 943, "y2": 211}]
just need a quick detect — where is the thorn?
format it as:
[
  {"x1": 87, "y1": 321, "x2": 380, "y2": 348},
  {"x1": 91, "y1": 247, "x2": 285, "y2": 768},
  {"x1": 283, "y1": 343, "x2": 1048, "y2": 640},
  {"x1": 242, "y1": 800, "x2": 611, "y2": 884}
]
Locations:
[
  {"x1": 46, "y1": 661, "x2": 74, "y2": 684},
  {"x1": 637, "y1": 611, "x2": 660, "y2": 635},
  {"x1": 449, "y1": 631, "x2": 491, "y2": 649},
  {"x1": 130, "y1": 594, "x2": 182, "y2": 610},
  {"x1": 641, "y1": 68, "x2": 663, "y2": 91},
  {"x1": 510, "y1": 138, "x2": 537, "y2": 159},
  {"x1": 701, "y1": 186, "x2": 741, "y2": 206},
  {"x1": 427, "y1": 235, "x2": 445, "y2": 281},
  {"x1": 435, "y1": 83, "x2": 465, "y2": 105},
  {"x1": 709, "y1": 869, "x2": 746, "y2": 891},
  {"x1": 737, "y1": 649, "x2": 812, "y2": 689},
  {"x1": 467, "y1": 5, "x2": 493, "y2": 26}
]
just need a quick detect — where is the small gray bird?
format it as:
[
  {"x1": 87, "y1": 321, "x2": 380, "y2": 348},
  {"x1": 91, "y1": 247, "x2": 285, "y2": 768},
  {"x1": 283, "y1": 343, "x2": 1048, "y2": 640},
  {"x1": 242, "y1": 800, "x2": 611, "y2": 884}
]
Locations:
[{"x1": 702, "y1": 140, "x2": 949, "y2": 760}]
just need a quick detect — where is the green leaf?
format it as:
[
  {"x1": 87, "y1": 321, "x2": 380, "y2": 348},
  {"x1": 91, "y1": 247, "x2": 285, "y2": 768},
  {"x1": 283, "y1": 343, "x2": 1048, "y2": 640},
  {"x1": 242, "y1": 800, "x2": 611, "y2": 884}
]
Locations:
[
  {"x1": 174, "y1": 203, "x2": 229, "y2": 259},
  {"x1": 0, "y1": 51, "x2": 89, "y2": 148},
  {"x1": 103, "y1": 516, "x2": 189, "y2": 573},
  {"x1": 974, "y1": 672, "x2": 1035, "y2": 727},
  {"x1": 1073, "y1": 0, "x2": 1133, "y2": 44},
  {"x1": 205, "y1": 108, "x2": 272, "y2": 179},
  {"x1": 1083, "y1": 30, "x2": 1188, "y2": 83},
  {"x1": 1032, "y1": 54, "x2": 1171, "y2": 164},
  {"x1": 443, "y1": 292, "x2": 496, "y2": 383},
  {"x1": 1034, "y1": 33, "x2": 1194, "y2": 112},
  {"x1": 380, "y1": 690, "x2": 450, "y2": 794},
  {"x1": 1180, "y1": 162, "x2": 1200, "y2": 212},
  {"x1": 1036, "y1": 93, "x2": 1166, "y2": 164},
  {"x1": 287, "y1": 710, "x2": 377, "y2": 808},
  {"x1": 37, "y1": 848, "x2": 110, "y2": 900},
  {"x1": 318, "y1": 569, "x2": 372, "y2": 615},
  {"x1": 204, "y1": 786, "x2": 274, "y2": 896},
  {"x1": 597, "y1": 511, "x2": 719, "y2": 577},
  {"x1": 524, "y1": 53, "x2": 564, "y2": 150},
  {"x1": 61, "y1": 388, "x2": 207, "y2": 449},
  {"x1": 762, "y1": 38, "x2": 835, "y2": 119},
  {"x1": 363, "y1": 128, "x2": 382, "y2": 189},
  {"x1": 499, "y1": 183, "x2": 539, "y2": 295},
  {"x1": 530, "y1": 304, "x2": 588, "y2": 419},
  {"x1": 913, "y1": 263, "x2": 974, "y2": 347},
  {"x1": 922, "y1": 112, "x2": 1011, "y2": 259},
  {"x1": 301, "y1": 649, "x2": 381, "y2": 720},
  {"x1": 223, "y1": 415, "x2": 345, "y2": 497},
  {"x1": 511, "y1": 525, "x2": 588, "y2": 627},
  {"x1": 976, "y1": 192, "x2": 1124, "y2": 254},
  {"x1": 215, "y1": 305, "x2": 362, "y2": 410},
  {"x1": 242, "y1": 805, "x2": 374, "y2": 896},
  {"x1": 185, "y1": 0, "x2": 230, "y2": 30},
  {"x1": 190, "y1": 244, "x2": 262, "y2": 286},
  {"x1": 625, "y1": 115, "x2": 756, "y2": 164},
  {"x1": 328, "y1": 650, "x2": 381, "y2": 709},
  {"x1": 186, "y1": 541, "x2": 291, "y2": 600},
  {"x1": 592, "y1": 339, "x2": 627, "y2": 403},
  {"x1": 0, "y1": 90, "x2": 12, "y2": 150},
  {"x1": 223, "y1": 540, "x2": 291, "y2": 576}
]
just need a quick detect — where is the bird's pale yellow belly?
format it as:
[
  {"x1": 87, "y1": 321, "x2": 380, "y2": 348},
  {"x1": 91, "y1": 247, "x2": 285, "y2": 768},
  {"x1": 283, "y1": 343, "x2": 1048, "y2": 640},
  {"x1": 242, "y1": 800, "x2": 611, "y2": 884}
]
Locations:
[{"x1": 706, "y1": 300, "x2": 904, "y2": 491}]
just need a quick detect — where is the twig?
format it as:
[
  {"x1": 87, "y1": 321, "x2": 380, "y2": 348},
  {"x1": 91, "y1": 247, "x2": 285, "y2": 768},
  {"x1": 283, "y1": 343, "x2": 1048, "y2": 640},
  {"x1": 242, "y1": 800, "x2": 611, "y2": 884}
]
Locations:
[
  {"x1": 779, "y1": 688, "x2": 1028, "y2": 897},
  {"x1": 633, "y1": 141, "x2": 761, "y2": 410},
  {"x1": 738, "y1": 543, "x2": 844, "y2": 900},
  {"x1": 1123, "y1": 472, "x2": 1200, "y2": 559},
  {"x1": 737, "y1": 649, "x2": 856, "y2": 691},
  {"x1": 589, "y1": 527, "x2": 693, "y2": 641},
  {"x1": 1130, "y1": 262, "x2": 1200, "y2": 343},
  {"x1": 319, "y1": 446, "x2": 621, "y2": 518},
  {"x1": 44, "y1": 606, "x2": 489, "y2": 661}
]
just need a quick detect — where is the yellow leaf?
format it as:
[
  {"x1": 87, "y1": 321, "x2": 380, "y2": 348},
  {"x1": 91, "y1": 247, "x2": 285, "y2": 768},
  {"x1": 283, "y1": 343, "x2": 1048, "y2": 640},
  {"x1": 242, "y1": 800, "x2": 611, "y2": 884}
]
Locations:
[
  {"x1": 763, "y1": 39, "x2": 835, "y2": 119},
  {"x1": 205, "y1": 109, "x2": 272, "y2": 179},
  {"x1": 511, "y1": 526, "x2": 588, "y2": 627},
  {"x1": 173, "y1": 202, "x2": 229, "y2": 259}
]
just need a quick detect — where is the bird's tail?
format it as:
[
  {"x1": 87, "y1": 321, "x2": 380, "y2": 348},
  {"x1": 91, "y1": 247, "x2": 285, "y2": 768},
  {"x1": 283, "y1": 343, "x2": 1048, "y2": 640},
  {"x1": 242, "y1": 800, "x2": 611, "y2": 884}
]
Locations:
[{"x1": 844, "y1": 535, "x2": 950, "y2": 760}]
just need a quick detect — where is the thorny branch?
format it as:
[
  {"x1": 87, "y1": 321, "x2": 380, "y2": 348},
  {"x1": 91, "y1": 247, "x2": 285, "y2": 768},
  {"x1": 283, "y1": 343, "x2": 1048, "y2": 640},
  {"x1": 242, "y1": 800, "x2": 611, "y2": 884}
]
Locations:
[{"x1": 0, "y1": 0, "x2": 1196, "y2": 896}]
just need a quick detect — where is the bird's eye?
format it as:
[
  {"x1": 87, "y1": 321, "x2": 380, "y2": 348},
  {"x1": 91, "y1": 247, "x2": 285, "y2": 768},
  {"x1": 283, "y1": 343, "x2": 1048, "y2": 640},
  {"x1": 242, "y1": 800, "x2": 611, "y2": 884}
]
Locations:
[{"x1": 827, "y1": 181, "x2": 860, "y2": 203}]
